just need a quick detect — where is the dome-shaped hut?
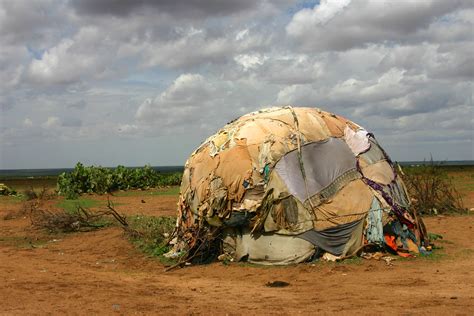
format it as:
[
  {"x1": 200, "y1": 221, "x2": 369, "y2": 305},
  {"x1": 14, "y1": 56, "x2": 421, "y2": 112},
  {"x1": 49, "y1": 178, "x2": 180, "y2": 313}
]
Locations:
[{"x1": 168, "y1": 106, "x2": 427, "y2": 265}]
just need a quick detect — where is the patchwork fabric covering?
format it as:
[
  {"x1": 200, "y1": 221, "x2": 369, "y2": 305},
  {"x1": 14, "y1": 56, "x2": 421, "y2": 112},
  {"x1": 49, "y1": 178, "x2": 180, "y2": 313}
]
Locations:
[{"x1": 169, "y1": 106, "x2": 428, "y2": 265}]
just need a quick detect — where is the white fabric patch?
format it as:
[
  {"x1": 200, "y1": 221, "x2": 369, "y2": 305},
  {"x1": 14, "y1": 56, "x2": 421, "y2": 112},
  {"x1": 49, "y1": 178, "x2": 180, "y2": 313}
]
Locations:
[{"x1": 343, "y1": 125, "x2": 370, "y2": 156}]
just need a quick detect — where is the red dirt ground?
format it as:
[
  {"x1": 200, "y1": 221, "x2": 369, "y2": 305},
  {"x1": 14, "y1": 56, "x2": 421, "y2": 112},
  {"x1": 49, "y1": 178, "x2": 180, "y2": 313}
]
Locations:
[{"x1": 1, "y1": 192, "x2": 474, "y2": 315}]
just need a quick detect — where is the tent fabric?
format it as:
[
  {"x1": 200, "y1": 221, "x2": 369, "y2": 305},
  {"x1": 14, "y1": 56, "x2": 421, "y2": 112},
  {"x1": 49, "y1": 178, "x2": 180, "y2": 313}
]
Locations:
[
  {"x1": 341, "y1": 219, "x2": 365, "y2": 256},
  {"x1": 263, "y1": 194, "x2": 315, "y2": 235},
  {"x1": 366, "y1": 197, "x2": 385, "y2": 245},
  {"x1": 312, "y1": 179, "x2": 373, "y2": 231},
  {"x1": 320, "y1": 112, "x2": 355, "y2": 137},
  {"x1": 214, "y1": 139, "x2": 253, "y2": 202},
  {"x1": 361, "y1": 160, "x2": 395, "y2": 185},
  {"x1": 274, "y1": 138, "x2": 356, "y2": 203},
  {"x1": 359, "y1": 138, "x2": 385, "y2": 165},
  {"x1": 343, "y1": 125, "x2": 370, "y2": 156},
  {"x1": 171, "y1": 106, "x2": 425, "y2": 265},
  {"x1": 304, "y1": 168, "x2": 361, "y2": 209},
  {"x1": 297, "y1": 219, "x2": 363, "y2": 256},
  {"x1": 223, "y1": 227, "x2": 315, "y2": 265},
  {"x1": 388, "y1": 177, "x2": 411, "y2": 208}
]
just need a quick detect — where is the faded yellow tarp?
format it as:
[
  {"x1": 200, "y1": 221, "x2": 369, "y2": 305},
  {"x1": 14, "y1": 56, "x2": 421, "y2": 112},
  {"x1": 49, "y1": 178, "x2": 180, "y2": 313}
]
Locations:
[
  {"x1": 188, "y1": 146, "x2": 220, "y2": 189},
  {"x1": 214, "y1": 138, "x2": 253, "y2": 202},
  {"x1": 293, "y1": 109, "x2": 331, "y2": 140},
  {"x1": 319, "y1": 111, "x2": 359, "y2": 137}
]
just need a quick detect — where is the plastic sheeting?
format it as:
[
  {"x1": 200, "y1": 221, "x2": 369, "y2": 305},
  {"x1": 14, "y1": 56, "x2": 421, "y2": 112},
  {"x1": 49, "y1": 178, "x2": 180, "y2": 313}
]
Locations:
[{"x1": 274, "y1": 138, "x2": 356, "y2": 203}]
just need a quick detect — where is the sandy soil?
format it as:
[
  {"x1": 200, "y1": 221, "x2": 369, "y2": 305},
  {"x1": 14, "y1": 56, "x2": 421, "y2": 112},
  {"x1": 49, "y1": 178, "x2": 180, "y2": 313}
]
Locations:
[{"x1": 1, "y1": 192, "x2": 474, "y2": 315}]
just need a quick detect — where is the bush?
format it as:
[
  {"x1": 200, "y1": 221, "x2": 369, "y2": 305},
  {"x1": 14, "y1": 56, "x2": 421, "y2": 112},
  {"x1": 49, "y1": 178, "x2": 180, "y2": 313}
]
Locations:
[
  {"x1": 30, "y1": 205, "x2": 111, "y2": 233},
  {"x1": 57, "y1": 163, "x2": 182, "y2": 199},
  {"x1": 127, "y1": 215, "x2": 176, "y2": 257},
  {"x1": 400, "y1": 162, "x2": 465, "y2": 215},
  {"x1": 0, "y1": 183, "x2": 17, "y2": 196}
]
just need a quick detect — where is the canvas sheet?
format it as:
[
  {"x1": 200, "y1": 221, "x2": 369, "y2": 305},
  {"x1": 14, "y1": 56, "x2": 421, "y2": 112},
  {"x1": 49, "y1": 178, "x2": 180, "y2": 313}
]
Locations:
[
  {"x1": 361, "y1": 160, "x2": 395, "y2": 185},
  {"x1": 214, "y1": 139, "x2": 253, "y2": 202},
  {"x1": 292, "y1": 107, "x2": 331, "y2": 141},
  {"x1": 189, "y1": 147, "x2": 219, "y2": 188},
  {"x1": 320, "y1": 113, "x2": 348, "y2": 137},
  {"x1": 313, "y1": 179, "x2": 373, "y2": 230}
]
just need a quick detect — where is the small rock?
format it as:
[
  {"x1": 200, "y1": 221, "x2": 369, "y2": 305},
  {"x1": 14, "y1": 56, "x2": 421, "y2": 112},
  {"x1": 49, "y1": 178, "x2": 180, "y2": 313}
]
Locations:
[{"x1": 266, "y1": 281, "x2": 290, "y2": 288}]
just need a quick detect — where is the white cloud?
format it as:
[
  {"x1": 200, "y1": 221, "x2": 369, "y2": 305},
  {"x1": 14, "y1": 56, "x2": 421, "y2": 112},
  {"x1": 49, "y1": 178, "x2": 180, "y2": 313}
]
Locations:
[
  {"x1": 286, "y1": 0, "x2": 472, "y2": 52},
  {"x1": 287, "y1": 0, "x2": 351, "y2": 35},
  {"x1": 139, "y1": 27, "x2": 268, "y2": 69},
  {"x1": 134, "y1": 72, "x2": 281, "y2": 138},
  {"x1": 41, "y1": 116, "x2": 61, "y2": 129},
  {"x1": 234, "y1": 53, "x2": 267, "y2": 70},
  {"x1": 23, "y1": 118, "x2": 33, "y2": 127},
  {"x1": 1, "y1": 0, "x2": 473, "y2": 168},
  {"x1": 27, "y1": 27, "x2": 111, "y2": 85},
  {"x1": 136, "y1": 73, "x2": 215, "y2": 124}
]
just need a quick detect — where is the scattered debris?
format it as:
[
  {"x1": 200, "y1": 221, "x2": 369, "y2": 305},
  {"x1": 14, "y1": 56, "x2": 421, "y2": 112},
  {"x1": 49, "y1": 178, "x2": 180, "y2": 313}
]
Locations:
[
  {"x1": 361, "y1": 252, "x2": 396, "y2": 266},
  {"x1": 322, "y1": 253, "x2": 341, "y2": 262}
]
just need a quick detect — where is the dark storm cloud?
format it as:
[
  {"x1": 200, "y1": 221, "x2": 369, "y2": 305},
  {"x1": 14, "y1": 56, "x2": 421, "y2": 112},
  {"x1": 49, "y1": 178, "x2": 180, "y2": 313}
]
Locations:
[{"x1": 72, "y1": 0, "x2": 259, "y2": 18}]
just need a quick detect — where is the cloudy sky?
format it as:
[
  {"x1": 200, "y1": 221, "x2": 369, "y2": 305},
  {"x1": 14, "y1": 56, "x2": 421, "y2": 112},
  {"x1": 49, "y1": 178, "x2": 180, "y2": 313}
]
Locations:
[{"x1": 0, "y1": 0, "x2": 473, "y2": 169}]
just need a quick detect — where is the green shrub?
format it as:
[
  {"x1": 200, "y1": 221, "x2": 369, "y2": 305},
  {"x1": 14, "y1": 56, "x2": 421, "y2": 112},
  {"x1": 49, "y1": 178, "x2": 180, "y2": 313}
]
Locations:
[
  {"x1": 57, "y1": 163, "x2": 182, "y2": 199},
  {"x1": 0, "y1": 183, "x2": 17, "y2": 196},
  {"x1": 127, "y1": 215, "x2": 176, "y2": 257}
]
